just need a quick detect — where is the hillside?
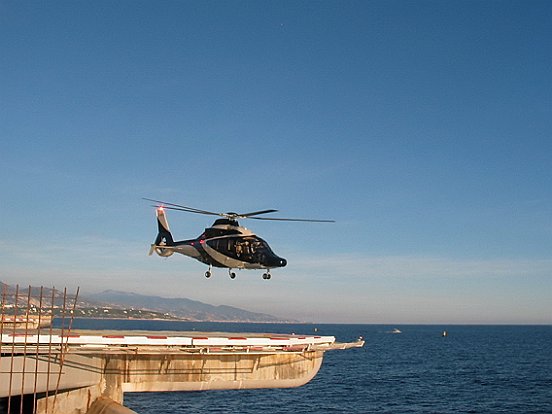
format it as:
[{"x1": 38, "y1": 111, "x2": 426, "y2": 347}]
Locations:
[
  {"x1": 85, "y1": 290, "x2": 292, "y2": 322},
  {"x1": 1, "y1": 283, "x2": 291, "y2": 322}
]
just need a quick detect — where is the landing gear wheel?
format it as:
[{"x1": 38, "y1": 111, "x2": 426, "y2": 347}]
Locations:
[
  {"x1": 229, "y1": 269, "x2": 236, "y2": 279},
  {"x1": 262, "y1": 272, "x2": 271, "y2": 280},
  {"x1": 205, "y1": 271, "x2": 211, "y2": 278}
]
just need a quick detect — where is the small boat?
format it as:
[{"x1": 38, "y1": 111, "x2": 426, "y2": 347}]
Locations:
[
  {"x1": 442, "y1": 330, "x2": 448, "y2": 337},
  {"x1": 386, "y1": 328, "x2": 402, "y2": 334}
]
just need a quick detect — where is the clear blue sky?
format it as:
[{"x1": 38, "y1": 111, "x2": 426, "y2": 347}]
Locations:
[{"x1": 1, "y1": 1, "x2": 550, "y2": 323}]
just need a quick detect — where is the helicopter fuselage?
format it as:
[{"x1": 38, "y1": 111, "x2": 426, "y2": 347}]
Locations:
[
  {"x1": 152, "y1": 215, "x2": 287, "y2": 272},
  {"x1": 146, "y1": 199, "x2": 332, "y2": 279}
]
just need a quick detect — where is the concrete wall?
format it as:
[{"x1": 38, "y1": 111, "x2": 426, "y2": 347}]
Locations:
[
  {"x1": 0, "y1": 354, "x2": 102, "y2": 397},
  {"x1": 114, "y1": 351, "x2": 324, "y2": 394},
  {"x1": 1, "y1": 350, "x2": 324, "y2": 413}
]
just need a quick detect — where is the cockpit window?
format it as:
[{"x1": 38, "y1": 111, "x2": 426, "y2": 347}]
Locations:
[
  {"x1": 207, "y1": 236, "x2": 274, "y2": 263},
  {"x1": 232, "y1": 236, "x2": 272, "y2": 262}
]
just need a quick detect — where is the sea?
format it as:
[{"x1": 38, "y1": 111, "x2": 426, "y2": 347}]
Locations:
[{"x1": 67, "y1": 320, "x2": 552, "y2": 413}]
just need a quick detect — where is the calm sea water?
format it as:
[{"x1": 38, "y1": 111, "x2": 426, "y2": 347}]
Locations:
[{"x1": 69, "y1": 320, "x2": 552, "y2": 413}]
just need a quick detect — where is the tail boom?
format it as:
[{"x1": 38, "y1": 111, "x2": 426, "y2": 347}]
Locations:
[{"x1": 150, "y1": 207, "x2": 175, "y2": 256}]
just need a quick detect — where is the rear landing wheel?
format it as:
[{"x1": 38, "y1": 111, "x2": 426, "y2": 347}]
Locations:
[
  {"x1": 205, "y1": 271, "x2": 211, "y2": 278},
  {"x1": 262, "y1": 272, "x2": 271, "y2": 280},
  {"x1": 229, "y1": 269, "x2": 236, "y2": 279}
]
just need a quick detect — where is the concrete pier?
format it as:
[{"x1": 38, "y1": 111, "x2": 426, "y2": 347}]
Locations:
[{"x1": 1, "y1": 330, "x2": 364, "y2": 414}]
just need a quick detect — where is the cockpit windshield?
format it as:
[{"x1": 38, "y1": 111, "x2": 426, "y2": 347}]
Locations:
[
  {"x1": 235, "y1": 237, "x2": 271, "y2": 256},
  {"x1": 208, "y1": 236, "x2": 274, "y2": 263}
]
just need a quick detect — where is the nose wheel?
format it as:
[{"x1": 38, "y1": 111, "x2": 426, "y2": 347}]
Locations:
[
  {"x1": 262, "y1": 271, "x2": 271, "y2": 280},
  {"x1": 229, "y1": 268, "x2": 236, "y2": 279},
  {"x1": 205, "y1": 265, "x2": 212, "y2": 278}
]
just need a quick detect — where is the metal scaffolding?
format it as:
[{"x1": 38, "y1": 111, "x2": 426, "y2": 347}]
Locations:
[{"x1": 0, "y1": 284, "x2": 79, "y2": 414}]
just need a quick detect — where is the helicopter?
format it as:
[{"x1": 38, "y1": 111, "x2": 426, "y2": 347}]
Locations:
[{"x1": 145, "y1": 198, "x2": 334, "y2": 280}]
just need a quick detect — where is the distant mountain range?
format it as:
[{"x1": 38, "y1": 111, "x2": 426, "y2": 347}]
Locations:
[
  {"x1": 0, "y1": 282, "x2": 292, "y2": 323},
  {"x1": 85, "y1": 290, "x2": 293, "y2": 323}
]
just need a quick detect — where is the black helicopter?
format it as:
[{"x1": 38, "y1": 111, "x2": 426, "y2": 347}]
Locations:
[{"x1": 145, "y1": 198, "x2": 334, "y2": 280}]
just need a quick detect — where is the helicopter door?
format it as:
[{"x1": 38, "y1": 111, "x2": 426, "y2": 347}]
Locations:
[{"x1": 212, "y1": 238, "x2": 236, "y2": 256}]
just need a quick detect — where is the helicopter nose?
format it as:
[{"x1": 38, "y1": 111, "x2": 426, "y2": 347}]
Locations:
[{"x1": 267, "y1": 256, "x2": 287, "y2": 267}]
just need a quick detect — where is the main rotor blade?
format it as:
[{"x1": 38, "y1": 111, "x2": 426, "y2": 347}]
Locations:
[
  {"x1": 239, "y1": 209, "x2": 279, "y2": 218},
  {"x1": 155, "y1": 205, "x2": 221, "y2": 216},
  {"x1": 143, "y1": 198, "x2": 221, "y2": 216},
  {"x1": 248, "y1": 216, "x2": 335, "y2": 223},
  {"x1": 143, "y1": 198, "x2": 334, "y2": 222}
]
